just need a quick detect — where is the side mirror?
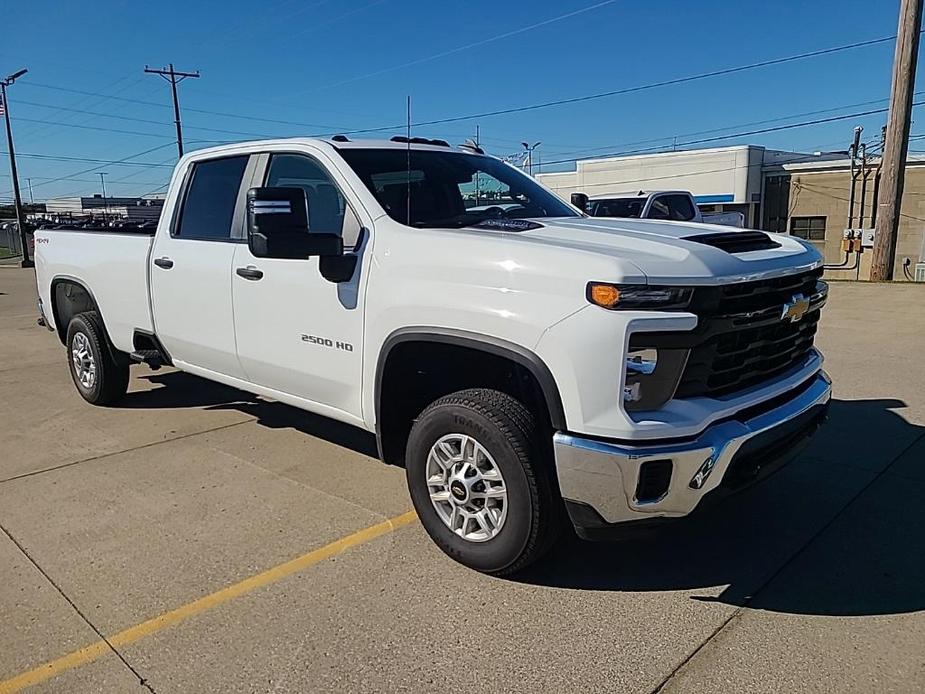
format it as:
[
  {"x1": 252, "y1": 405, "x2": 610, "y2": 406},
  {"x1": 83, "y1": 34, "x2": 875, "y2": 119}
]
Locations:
[
  {"x1": 570, "y1": 192, "x2": 589, "y2": 213},
  {"x1": 246, "y1": 187, "x2": 343, "y2": 259}
]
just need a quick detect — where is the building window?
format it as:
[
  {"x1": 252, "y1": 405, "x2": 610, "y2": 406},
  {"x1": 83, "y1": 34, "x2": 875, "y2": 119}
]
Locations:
[{"x1": 790, "y1": 216, "x2": 826, "y2": 241}]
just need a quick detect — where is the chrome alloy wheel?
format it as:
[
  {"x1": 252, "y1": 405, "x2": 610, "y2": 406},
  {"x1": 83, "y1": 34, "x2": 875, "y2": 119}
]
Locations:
[
  {"x1": 426, "y1": 433, "x2": 508, "y2": 542},
  {"x1": 71, "y1": 331, "x2": 97, "y2": 390}
]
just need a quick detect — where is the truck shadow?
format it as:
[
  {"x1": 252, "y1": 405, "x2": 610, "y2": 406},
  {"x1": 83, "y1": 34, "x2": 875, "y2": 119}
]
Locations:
[
  {"x1": 126, "y1": 369, "x2": 379, "y2": 459},
  {"x1": 516, "y1": 398, "x2": 925, "y2": 618},
  {"x1": 123, "y1": 371, "x2": 924, "y2": 617}
]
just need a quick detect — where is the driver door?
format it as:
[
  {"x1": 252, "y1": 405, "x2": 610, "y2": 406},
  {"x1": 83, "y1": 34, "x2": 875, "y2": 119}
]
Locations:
[{"x1": 231, "y1": 151, "x2": 370, "y2": 419}]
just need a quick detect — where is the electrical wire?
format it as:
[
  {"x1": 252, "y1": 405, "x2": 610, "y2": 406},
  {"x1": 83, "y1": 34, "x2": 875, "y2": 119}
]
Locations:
[
  {"x1": 304, "y1": 0, "x2": 621, "y2": 93},
  {"x1": 536, "y1": 101, "x2": 925, "y2": 170},
  {"x1": 16, "y1": 31, "x2": 907, "y2": 142}
]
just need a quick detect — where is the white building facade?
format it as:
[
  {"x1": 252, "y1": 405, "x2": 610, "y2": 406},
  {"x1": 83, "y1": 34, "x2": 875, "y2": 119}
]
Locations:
[{"x1": 537, "y1": 145, "x2": 808, "y2": 228}]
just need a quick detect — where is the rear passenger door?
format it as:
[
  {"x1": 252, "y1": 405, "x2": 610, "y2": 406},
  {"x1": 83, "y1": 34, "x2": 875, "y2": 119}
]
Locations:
[{"x1": 150, "y1": 154, "x2": 255, "y2": 378}]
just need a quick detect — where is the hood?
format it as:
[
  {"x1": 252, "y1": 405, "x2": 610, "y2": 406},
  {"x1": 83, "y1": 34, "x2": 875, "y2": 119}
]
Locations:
[{"x1": 510, "y1": 216, "x2": 822, "y2": 285}]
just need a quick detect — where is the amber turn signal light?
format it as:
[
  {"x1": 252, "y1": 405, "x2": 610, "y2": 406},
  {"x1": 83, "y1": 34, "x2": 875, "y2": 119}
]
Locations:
[{"x1": 588, "y1": 283, "x2": 621, "y2": 308}]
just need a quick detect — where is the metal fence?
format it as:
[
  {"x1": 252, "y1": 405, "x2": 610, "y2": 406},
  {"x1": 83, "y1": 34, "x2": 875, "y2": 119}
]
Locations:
[{"x1": 0, "y1": 222, "x2": 23, "y2": 258}]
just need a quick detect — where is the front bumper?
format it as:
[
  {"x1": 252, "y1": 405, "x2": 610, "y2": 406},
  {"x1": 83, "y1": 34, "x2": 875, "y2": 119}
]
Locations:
[{"x1": 553, "y1": 370, "x2": 831, "y2": 536}]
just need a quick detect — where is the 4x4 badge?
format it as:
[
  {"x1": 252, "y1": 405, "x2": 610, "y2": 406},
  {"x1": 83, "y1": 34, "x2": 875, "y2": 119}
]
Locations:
[{"x1": 781, "y1": 294, "x2": 810, "y2": 322}]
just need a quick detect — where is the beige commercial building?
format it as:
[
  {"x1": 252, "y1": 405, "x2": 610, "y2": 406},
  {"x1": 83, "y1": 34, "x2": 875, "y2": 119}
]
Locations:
[
  {"x1": 538, "y1": 145, "x2": 925, "y2": 281},
  {"x1": 763, "y1": 155, "x2": 925, "y2": 281}
]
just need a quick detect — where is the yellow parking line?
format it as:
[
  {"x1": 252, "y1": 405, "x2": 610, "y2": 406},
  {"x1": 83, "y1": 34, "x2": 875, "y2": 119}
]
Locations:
[{"x1": 0, "y1": 510, "x2": 418, "y2": 693}]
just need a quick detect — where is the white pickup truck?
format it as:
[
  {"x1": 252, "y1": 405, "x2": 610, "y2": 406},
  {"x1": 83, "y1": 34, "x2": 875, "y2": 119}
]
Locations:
[
  {"x1": 574, "y1": 189, "x2": 746, "y2": 227},
  {"x1": 34, "y1": 137, "x2": 830, "y2": 575}
]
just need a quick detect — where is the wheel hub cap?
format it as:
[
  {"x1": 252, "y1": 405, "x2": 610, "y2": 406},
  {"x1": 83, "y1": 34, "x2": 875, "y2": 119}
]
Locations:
[
  {"x1": 71, "y1": 332, "x2": 96, "y2": 390},
  {"x1": 426, "y1": 433, "x2": 508, "y2": 542}
]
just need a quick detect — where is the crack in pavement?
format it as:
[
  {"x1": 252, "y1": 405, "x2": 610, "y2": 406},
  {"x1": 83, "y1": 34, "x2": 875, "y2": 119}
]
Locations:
[
  {"x1": 0, "y1": 418, "x2": 255, "y2": 485},
  {"x1": 0, "y1": 522, "x2": 158, "y2": 693},
  {"x1": 649, "y1": 430, "x2": 925, "y2": 694}
]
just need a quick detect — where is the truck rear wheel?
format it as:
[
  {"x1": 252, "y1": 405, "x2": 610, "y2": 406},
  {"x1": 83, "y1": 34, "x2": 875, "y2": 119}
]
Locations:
[
  {"x1": 66, "y1": 311, "x2": 130, "y2": 406},
  {"x1": 405, "y1": 388, "x2": 560, "y2": 575}
]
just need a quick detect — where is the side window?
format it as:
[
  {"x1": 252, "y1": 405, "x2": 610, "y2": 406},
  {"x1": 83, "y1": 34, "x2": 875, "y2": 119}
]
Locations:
[
  {"x1": 652, "y1": 194, "x2": 696, "y2": 221},
  {"x1": 176, "y1": 156, "x2": 249, "y2": 240},
  {"x1": 790, "y1": 216, "x2": 826, "y2": 242},
  {"x1": 648, "y1": 198, "x2": 670, "y2": 220},
  {"x1": 265, "y1": 153, "x2": 361, "y2": 248}
]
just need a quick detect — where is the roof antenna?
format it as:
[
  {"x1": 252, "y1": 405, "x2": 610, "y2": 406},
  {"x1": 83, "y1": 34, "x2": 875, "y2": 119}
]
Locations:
[{"x1": 405, "y1": 95, "x2": 412, "y2": 225}]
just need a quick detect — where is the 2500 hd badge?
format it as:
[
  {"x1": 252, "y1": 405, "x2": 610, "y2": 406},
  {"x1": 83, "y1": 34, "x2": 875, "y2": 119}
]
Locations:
[{"x1": 301, "y1": 334, "x2": 354, "y2": 352}]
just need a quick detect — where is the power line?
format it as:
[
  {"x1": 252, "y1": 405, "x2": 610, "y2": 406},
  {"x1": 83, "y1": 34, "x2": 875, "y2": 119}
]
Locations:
[
  {"x1": 536, "y1": 101, "x2": 925, "y2": 169},
  {"x1": 17, "y1": 81, "x2": 345, "y2": 131},
  {"x1": 0, "y1": 142, "x2": 177, "y2": 198},
  {"x1": 331, "y1": 33, "x2": 907, "y2": 135},
  {"x1": 307, "y1": 0, "x2": 620, "y2": 93},
  {"x1": 13, "y1": 116, "x2": 175, "y2": 139},
  {"x1": 0, "y1": 151, "x2": 175, "y2": 167},
  {"x1": 17, "y1": 31, "x2": 906, "y2": 143},
  {"x1": 528, "y1": 93, "x2": 923, "y2": 162}
]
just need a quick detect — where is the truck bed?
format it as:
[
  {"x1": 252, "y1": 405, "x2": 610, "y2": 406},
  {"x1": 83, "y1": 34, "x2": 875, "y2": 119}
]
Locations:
[{"x1": 33, "y1": 227, "x2": 156, "y2": 353}]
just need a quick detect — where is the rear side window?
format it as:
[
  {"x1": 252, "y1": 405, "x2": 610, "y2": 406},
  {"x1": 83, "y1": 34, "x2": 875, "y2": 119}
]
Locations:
[
  {"x1": 176, "y1": 156, "x2": 249, "y2": 240},
  {"x1": 650, "y1": 194, "x2": 697, "y2": 221}
]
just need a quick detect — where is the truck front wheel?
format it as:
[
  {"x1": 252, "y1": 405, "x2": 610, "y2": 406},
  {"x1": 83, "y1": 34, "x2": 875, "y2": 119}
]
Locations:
[
  {"x1": 66, "y1": 311, "x2": 130, "y2": 406},
  {"x1": 405, "y1": 388, "x2": 560, "y2": 575}
]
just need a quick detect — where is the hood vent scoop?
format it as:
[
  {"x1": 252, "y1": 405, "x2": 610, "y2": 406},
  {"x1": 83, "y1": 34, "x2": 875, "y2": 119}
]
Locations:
[{"x1": 683, "y1": 231, "x2": 781, "y2": 253}]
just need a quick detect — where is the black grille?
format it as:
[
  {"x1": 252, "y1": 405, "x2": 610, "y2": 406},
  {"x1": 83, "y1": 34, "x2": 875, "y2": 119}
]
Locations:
[
  {"x1": 677, "y1": 268, "x2": 825, "y2": 398},
  {"x1": 684, "y1": 231, "x2": 782, "y2": 253},
  {"x1": 675, "y1": 309, "x2": 820, "y2": 398},
  {"x1": 634, "y1": 269, "x2": 826, "y2": 400}
]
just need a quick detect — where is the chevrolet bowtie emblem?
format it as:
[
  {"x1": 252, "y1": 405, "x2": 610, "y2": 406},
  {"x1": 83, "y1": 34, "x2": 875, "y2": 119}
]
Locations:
[{"x1": 781, "y1": 294, "x2": 810, "y2": 322}]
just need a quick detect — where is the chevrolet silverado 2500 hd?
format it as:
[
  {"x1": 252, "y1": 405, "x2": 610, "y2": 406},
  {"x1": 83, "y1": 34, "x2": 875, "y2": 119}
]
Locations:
[{"x1": 34, "y1": 137, "x2": 830, "y2": 575}]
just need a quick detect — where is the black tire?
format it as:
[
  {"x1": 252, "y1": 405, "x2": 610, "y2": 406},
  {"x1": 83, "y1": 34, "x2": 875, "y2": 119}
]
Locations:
[
  {"x1": 405, "y1": 388, "x2": 560, "y2": 575},
  {"x1": 66, "y1": 311, "x2": 130, "y2": 406}
]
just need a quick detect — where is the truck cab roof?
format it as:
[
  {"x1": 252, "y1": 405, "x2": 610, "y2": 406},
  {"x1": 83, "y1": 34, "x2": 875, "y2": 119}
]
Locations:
[
  {"x1": 588, "y1": 190, "x2": 691, "y2": 200},
  {"x1": 182, "y1": 136, "x2": 484, "y2": 162}
]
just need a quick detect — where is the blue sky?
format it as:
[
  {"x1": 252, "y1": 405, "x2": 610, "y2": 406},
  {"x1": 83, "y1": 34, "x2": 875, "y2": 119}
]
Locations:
[{"x1": 1, "y1": 0, "x2": 920, "y2": 201}]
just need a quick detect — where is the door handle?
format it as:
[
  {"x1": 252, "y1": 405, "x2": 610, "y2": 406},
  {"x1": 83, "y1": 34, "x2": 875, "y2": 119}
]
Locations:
[
  {"x1": 236, "y1": 266, "x2": 264, "y2": 280},
  {"x1": 153, "y1": 257, "x2": 174, "y2": 269}
]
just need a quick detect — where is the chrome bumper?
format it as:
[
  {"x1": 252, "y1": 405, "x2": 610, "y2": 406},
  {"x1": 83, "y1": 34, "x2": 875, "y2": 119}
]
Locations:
[{"x1": 553, "y1": 370, "x2": 832, "y2": 528}]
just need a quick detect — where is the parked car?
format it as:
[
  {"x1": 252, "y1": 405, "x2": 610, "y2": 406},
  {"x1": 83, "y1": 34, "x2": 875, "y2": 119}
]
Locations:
[
  {"x1": 34, "y1": 137, "x2": 830, "y2": 574},
  {"x1": 576, "y1": 190, "x2": 745, "y2": 227}
]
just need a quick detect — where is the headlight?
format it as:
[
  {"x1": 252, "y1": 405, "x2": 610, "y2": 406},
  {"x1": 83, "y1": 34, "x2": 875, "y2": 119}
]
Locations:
[{"x1": 587, "y1": 283, "x2": 692, "y2": 310}]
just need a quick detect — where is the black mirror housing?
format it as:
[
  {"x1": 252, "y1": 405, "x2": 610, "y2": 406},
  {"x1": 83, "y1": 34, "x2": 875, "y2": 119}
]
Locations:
[
  {"x1": 570, "y1": 192, "x2": 589, "y2": 213},
  {"x1": 246, "y1": 187, "x2": 343, "y2": 259}
]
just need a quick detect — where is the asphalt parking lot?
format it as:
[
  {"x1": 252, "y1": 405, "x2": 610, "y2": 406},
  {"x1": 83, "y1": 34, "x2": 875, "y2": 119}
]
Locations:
[{"x1": 1, "y1": 265, "x2": 924, "y2": 693}]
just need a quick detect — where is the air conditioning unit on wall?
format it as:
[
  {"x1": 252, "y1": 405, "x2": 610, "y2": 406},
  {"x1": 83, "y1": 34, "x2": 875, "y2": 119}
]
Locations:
[{"x1": 915, "y1": 263, "x2": 925, "y2": 282}]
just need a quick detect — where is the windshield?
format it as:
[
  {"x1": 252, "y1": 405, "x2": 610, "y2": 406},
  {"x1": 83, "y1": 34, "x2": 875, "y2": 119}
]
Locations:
[
  {"x1": 590, "y1": 198, "x2": 646, "y2": 218},
  {"x1": 338, "y1": 148, "x2": 578, "y2": 228}
]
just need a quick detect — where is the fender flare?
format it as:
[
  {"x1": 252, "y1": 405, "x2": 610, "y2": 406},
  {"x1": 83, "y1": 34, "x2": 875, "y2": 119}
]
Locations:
[
  {"x1": 374, "y1": 326, "x2": 567, "y2": 431},
  {"x1": 49, "y1": 274, "x2": 102, "y2": 344}
]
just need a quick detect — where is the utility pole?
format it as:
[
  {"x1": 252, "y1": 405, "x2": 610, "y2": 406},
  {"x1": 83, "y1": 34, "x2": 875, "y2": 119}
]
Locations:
[
  {"x1": 871, "y1": 0, "x2": 923, "y2": 281},
  {"x1": 144, "y1": 63, "x2": 200, "y2": 158},
  {"x1": 26, "y1": 177, "x2": 33, "y2": 204},
  {"x1": 99, "y1": 172, "x2": 108, "y2": 218},
  {"x1": 1, "y1": 67, "x2": 32, "y2": 268}
]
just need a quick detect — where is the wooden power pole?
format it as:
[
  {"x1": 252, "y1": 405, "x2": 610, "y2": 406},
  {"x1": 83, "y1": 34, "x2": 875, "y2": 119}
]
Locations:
[
  {"x1": 871, "y1": 0, "x2": 923, "y2": 280},
  {"x1": 144, "y1": 64, "x2": 200, "y2": 159}
]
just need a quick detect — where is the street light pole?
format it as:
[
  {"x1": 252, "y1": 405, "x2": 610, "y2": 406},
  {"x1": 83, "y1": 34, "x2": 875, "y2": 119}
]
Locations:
[
  {"x1": 1, "y1": 68, "x2": 32, "y2": 268},
  {"x1": 521, "y1": 141, "x2": 541, "y2": 176}
]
